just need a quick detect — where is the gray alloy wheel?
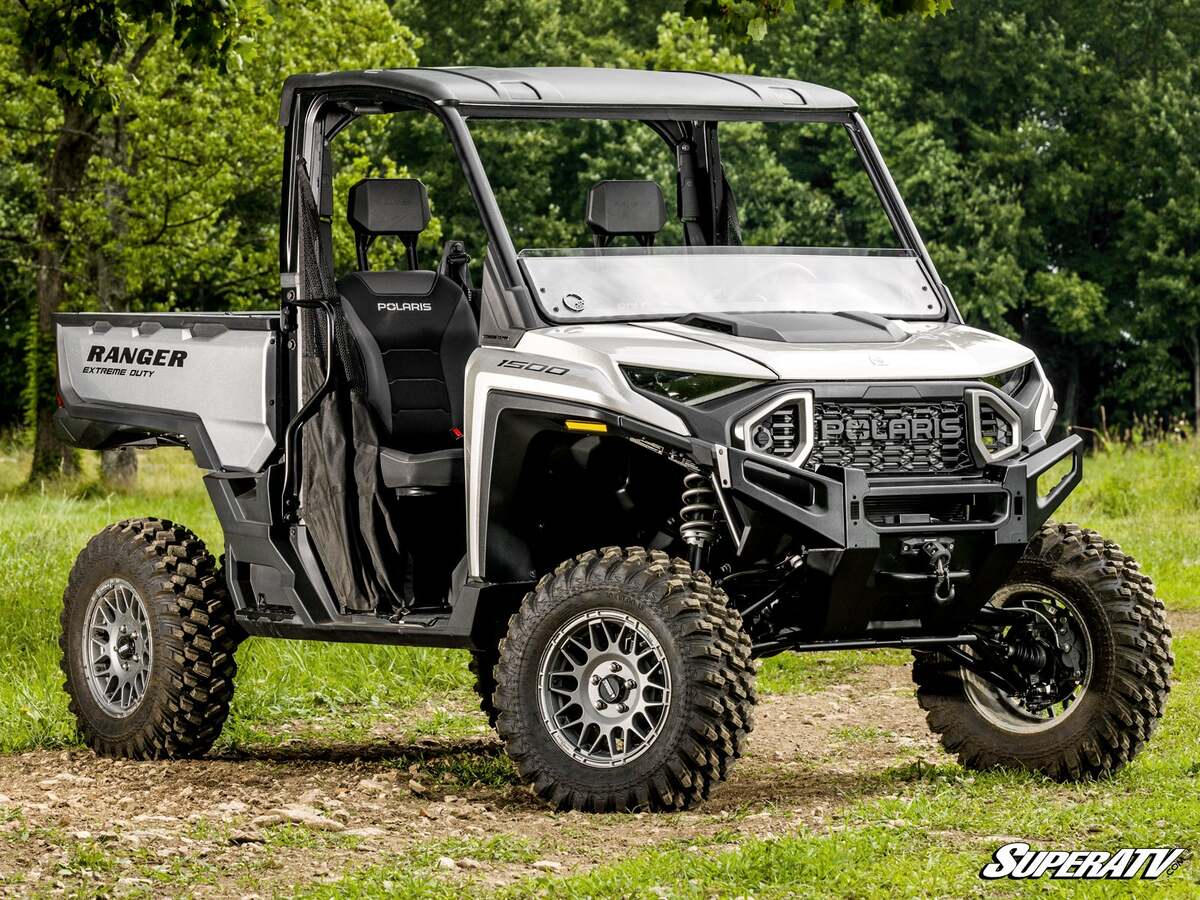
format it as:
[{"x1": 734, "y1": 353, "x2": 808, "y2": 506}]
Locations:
[
  {"x1": 83, "y1": 577, "x2": 153, "y2": 717},
  {"x1": 537, "y1": 608, "x2": 672, "y2": 768}
]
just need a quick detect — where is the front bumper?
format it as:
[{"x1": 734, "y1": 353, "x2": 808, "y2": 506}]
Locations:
[
  {"x1": 722, "y1": 434, "x2": 1084, "y2": 636},
  {"x1": 725, "y1": 434, "x2": 1082, "y2": 551}
]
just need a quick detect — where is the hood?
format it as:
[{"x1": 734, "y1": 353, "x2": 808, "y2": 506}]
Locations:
[
  {"x1": 517, "y1": 323, "x2": 778, "y2": 381},
  {"x1": 632, "y1": 320, "x2": 1035, "y2": 381}
]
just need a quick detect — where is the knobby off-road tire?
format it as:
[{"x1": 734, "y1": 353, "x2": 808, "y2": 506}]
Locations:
[
  {"x1": 60, "y1": 518, "x2": 242, "y2": 758},
  {"x1": 913, "y1": 522, "x2": 1173, "y2": 780},
  {"x1": 469, "y1": 650, "x2": 500, "y2": 730},
  {"x1": 494, "y1": 546, "x2": 756, "y2": 812}
]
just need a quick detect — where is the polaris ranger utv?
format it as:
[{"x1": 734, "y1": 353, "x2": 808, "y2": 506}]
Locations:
[{"x1": 54, "y1": 67, "x2": 1172, "y2": 812}]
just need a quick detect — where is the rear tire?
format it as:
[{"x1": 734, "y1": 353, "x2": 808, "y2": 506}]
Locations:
[
  {"x1": 60, "y1": 518, "x2": 242, "y2": 758},
  {"x1": 494, "y1": 547, "x2": 755, "y2": 812},
  {"x1": 914, "y1": 522, "x2": 1172, "y2": 780}
]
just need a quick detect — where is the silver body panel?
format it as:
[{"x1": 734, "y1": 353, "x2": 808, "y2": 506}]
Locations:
[
  {"x1": 464, "y1": 332, "x2": 725, "y2": 576},
  {"x1": 57, "y1": 320, "x2": 277, "y2": 472}
]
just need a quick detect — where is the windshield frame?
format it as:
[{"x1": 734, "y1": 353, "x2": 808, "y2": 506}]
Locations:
[{"x1": 463, "y1": 109, "x2": 956, "y2": 324}]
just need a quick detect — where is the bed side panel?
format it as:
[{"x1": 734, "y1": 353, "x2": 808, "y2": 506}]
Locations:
[{"x1": 56, "y1": 317, "x2": 279, "y2": 472}]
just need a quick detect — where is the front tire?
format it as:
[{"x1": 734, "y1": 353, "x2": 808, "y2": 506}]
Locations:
[
  {"x1": 494, "y1": 547, "x2": 755, "y2": 812},
  {"x1": 60, "y1": 518, "x2": 241, "y2": 758},
  {"x1": 469, "y1": 650, "x2": 500, "y2": 730},
  {"x1": 914, "y1": 523, "x2": 1173, "y2": 780}
]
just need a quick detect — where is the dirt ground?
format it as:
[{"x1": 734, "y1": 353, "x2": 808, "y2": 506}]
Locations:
[{"x1": 0, "y1": 663, "x2": 941, "y2": 897}]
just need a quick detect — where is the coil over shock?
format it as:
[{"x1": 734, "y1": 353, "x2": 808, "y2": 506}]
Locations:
[{"x1": 679, "y1": 471, "x2": 718, "y2": 571}]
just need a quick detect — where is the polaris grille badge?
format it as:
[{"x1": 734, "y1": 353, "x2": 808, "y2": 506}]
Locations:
[{"x1": 820, "y1": 413, "x2": 963, "y2": 442}]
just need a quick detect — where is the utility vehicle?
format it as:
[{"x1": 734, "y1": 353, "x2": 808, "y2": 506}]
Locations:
[{"x1": 54, "y1": 67, "x2": 1172, "y2": 812}]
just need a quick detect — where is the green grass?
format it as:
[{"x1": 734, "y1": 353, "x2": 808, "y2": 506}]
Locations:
[{"x1": 1056, "y1": 441, "x2": 1200, "y2": 609}]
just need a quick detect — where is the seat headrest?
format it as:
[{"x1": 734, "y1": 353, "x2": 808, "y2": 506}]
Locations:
[
  {"x1": 586, "y1": 180, "x2": 667, "y2": 247},
  {"x1": 348, "y1": 178, "x2": 430, "y2": 238},
  {"x1": 348, "y1": 178, "x2": 430, "y2": 271}
]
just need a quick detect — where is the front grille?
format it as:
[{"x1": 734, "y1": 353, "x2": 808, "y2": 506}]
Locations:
[
  {"x1": 803, "y1": 401, "x2": 972, "y2": 475},
  {"x1": 766, "y1": 407, "x2": 798, "y2": 459},
  {"x1": 978, "y1": 403, "x2": 1015, "y2": 457}
]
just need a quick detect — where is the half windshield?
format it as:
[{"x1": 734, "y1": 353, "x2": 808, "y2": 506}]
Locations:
[{"x1": 520, "y1": 247, "x2": 939, "y2": 322}]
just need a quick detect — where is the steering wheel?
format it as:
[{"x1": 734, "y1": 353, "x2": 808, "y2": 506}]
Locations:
[{"x1": 729, "y1": 260, "x2": 820, "y2": 307}]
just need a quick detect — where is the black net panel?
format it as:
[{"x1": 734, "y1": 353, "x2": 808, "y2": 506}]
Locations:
[{"x1": 295, "y1": 162, "x2": 407, "y2": 613}]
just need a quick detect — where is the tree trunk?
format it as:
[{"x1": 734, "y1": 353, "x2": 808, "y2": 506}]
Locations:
[
  {"x1": 100, "y1": 447, "x2": 138, "y2": 490},
  {"x1": 1191, "y1": 329, "x2": 1199, "y2": 437},
  {"x1": 1060, "y1": 353, "x2": 1081, "y2": 436},
  {"x1": 26, "y1": 100, "x2": 98, "y2": 483},
  {"x1": 94, "y1": 114, "x2": 138, "y2": 491}
]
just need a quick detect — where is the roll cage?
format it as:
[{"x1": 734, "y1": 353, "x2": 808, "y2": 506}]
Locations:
[{"x1": 276, "y1": 67, "x2": 959, "y2": 344}]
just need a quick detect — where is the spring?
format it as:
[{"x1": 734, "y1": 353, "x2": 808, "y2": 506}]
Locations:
[{"x1": 679, "y1": 472, "x2": 718, "y2": 547}]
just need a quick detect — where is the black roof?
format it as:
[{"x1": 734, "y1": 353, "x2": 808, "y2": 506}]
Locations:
[{"x1": 279, "y1": 66, "x2": 858, "y2": 125}]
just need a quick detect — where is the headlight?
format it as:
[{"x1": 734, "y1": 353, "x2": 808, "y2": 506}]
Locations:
[
  {"x1": 981, "y1": 365, "x2": 1028, "y2": 395},
  {"x1": 622, "y1": 366, "x2": 762, "y2": 405},
  {"x1": 980, "y1": 360, "x2": 1057, "y2": 438},
  {"x1": 966, "y1": 389, "x2": 1022, "y2": 463},
  {"x1": 733, "y1": 390, "x2": 815, "y2": 466}
]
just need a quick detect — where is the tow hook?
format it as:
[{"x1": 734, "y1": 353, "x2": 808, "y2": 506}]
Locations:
[{"x1": 901, "y1": 538, "x2": 958, "y2": 606}]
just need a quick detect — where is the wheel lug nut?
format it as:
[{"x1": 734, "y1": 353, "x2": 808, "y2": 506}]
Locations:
[
  {"x1": 617, "y1": 703, "x2": 629, "y2": 713},
  {"x1": 591, "y1": 675, "x2": 600, "y2": 685},
  {"x1": 625, "y1": 679, "x2": 636, "y2": 690},
  {"x1": 596, "y1": 700, "x2": 608, "y2": 710},
  {"x1": 610, "y1": 662, "x2": 622, "y2": 672}
]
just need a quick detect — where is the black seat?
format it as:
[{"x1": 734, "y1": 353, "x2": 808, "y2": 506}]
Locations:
[
  {"x1": 586, "y1": 180, "x2": 667, "y2": 247},
  {"x1": 337, "y1": 178, "x2": 478, "y2": 489}
]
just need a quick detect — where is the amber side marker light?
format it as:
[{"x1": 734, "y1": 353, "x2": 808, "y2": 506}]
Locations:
[{"x1": 564, "y1": 419, "x2": 607, "y2": 433}]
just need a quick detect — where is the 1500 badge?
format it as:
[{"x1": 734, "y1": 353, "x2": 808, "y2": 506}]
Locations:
[{"x1": 497, "y1": 359, "x2": 570, "y2": 376}]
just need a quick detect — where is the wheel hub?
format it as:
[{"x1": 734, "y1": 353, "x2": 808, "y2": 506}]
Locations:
[
  {"x1": 964, "y1": 583, "x2": 1093, "y2": 733},
  {"x1": 115, "y1": 633, "x2": 138, "y2": 661},
  {"x1": 588, "y1": 662, "x2": 637, "y2": 712},
  {"x1": 538, "y1": 609, "x2": 672, "y2": 768}
]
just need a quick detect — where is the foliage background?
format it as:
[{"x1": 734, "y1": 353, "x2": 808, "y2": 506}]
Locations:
[{"x1": 1, "y1": 0, "x2": 1197, "y2": 436}]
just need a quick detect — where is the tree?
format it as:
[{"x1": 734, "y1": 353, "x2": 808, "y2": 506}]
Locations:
[
  {"x1": 13, "y1": 0, "x2": 266, "y2": 482},
  {"x1": 685, "y1": 0, "x2": 952, "y2": 40}
]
